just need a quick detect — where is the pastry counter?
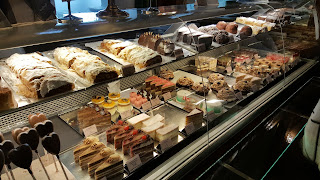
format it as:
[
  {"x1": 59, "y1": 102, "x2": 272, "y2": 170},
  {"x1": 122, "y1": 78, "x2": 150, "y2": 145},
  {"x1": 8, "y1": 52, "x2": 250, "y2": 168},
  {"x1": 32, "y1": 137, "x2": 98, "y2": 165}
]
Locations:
[{"x1": 0, "y1": 2, "x2": 318, "y2": 180}]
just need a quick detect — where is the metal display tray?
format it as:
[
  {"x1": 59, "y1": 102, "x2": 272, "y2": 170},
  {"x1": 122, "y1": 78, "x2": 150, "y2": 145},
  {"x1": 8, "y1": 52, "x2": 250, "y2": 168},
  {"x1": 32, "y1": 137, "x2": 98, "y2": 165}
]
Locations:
[
  {"x1": 85, "y1": 38, "x2": 195, "y2": 73},
  {"x1": 59, "y1": 103, "x2": 192, "y2": 180}
]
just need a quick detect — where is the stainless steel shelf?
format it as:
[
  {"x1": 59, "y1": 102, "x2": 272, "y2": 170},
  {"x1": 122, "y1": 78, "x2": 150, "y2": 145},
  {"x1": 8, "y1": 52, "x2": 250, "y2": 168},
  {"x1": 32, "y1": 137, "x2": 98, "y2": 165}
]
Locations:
[{"x1": 0, "y1": 5, "x2": 258, "y2": 50}]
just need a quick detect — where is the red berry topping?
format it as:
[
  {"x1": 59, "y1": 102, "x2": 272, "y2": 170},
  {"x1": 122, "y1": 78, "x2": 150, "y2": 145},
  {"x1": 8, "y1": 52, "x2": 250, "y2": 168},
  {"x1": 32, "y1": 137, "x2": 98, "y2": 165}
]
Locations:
[
  {"x1": 141, "y1": 135, "x2": 147, "y2": 140},
  {"x1": 118, "y1": 120, "x2": 123, "y2": 125},
  {"x1": 132, "y1": 130, "x2": 138, "y2": 135},
  {"x1": 124, "y1": 126, "x2": 129, "y2": 131}
]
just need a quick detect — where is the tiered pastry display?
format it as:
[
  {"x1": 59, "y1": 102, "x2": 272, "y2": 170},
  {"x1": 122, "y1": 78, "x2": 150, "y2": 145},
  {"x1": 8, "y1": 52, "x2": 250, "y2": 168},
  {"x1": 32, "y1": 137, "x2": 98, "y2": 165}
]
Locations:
[
  {"x1": 100, "y1": 39, "x2": 162, "y2": 68},
  {"x1": 73, "y1": 137, "x2": 124, "y2": 179},
  {"x1": 0, "y1": 76, "x2": 15, "y2": 111},
  {"x1": 6, "y1": 53, "x2": 74, "y2": 98},
  {"x1": 53, "y1": 47, "x2": 119, "y2": 83},
  {"x1": 138, "y1": 32, "x2": 184, "y2": 59}
]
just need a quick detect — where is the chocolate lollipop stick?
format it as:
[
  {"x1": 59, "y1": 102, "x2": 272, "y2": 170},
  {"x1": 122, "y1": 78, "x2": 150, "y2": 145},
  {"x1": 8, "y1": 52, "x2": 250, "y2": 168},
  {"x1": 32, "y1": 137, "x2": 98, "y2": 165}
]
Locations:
[
  {"x1": 27, "y1": 168, "x2": 36, "y2": 180},
  {"x1": 35, "y1": 152, "x2": 50, "y2": 180},
  {"x1": 51, "y1": 155, "x2": 58, "y2": 172},
  {"x1": 56, "y1": 155, "x2": 68, "y2": 180},
  {"x1": 7, "y1": 164, "x2": 15, "y2": 180},
  {"x1": 4, "y1": 166, "x2": 11, "y2": 180}
]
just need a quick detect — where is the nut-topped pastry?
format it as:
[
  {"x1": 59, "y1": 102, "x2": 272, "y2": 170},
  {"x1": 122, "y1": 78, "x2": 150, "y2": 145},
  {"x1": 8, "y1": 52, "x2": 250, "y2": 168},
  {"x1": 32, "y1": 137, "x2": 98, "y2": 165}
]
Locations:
[
  {"x1": 159, "y1": 69, "x2": 174, "y2": 80},
  {"x1": 79, "y1": 142, "x2": 106, "y2": 169},
  {"x1": 88, "y1": 147, "x2": 114, "y2": 177},
  {"x1": 73, "y1": 137, "x2": 99, "y2": 163},
  {"x1": 216, "y1": 87, "x2": 236, "y2": 102},
  {"x1": 208, "y1": 73, "x2": 225, "y2": 83},
  {"x1": 192, "y1": 82, "x2": 210, "y2": 95},
  {"x1": 210, "y1": 80, "x2": 229, "y2": 92},
  {"x1": 176, "y1": 76, "x2": 194, "y2": 88},
  {"x1": 233, "y1": 80, "x2": 252, "y2": 94}
]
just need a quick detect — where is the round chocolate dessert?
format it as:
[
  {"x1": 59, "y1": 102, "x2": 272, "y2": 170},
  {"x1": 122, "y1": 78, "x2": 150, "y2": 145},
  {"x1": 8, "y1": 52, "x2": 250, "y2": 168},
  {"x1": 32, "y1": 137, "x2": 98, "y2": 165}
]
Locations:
[
  {"x1": 215, "y1": 31, "x2": 230, "y2": 44},
  {"x1": 216, "y1": 21, "x2": 227, "y2": 30},
  {"x1": 239, "y1": 26, "x2": 252, "y2": 39},
  {"x1": 225, "y1": 22, "x2": 238, "y2": 34}
]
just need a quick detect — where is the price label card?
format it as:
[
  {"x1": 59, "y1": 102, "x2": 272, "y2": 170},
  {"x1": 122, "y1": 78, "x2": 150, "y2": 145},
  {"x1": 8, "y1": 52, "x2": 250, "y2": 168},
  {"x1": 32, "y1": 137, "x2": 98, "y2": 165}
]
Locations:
[
  {"x1": 160, "y1": 138, "x2": 173, "y2": 152},
  {"x1": 235, "y1": 92, "x2": 243, "y2": 100},
  {"x1": 185, "y1": 122, "x2": 195, "y2": 135},
  {"x1": 226, "y1": 66, "x2": 232, "y2": 73},
  {"x1": 126, "y1": 155, "x2": 142, "y2": 172},
  {"x1": 266, "y1": 74, "x2": 272, "y2": 83},
  {"x1": 163, "y1": 92, "x2": 172, "y2": 101},
  {"x1": 142, "y1": 101, "x2": 152, "y2": 111},
  {"x1": 252, "y1": 85, "x2": 259, "y2": 93},
  {"x1": 120, "y1": 110, "x2": 132, "y2": 120},
  {"x1": 151, "y1": 96, "x2": 161, "y2": 107},
  {"x1": 83, "y1": 124, "x2": 98, "y2": 137}
]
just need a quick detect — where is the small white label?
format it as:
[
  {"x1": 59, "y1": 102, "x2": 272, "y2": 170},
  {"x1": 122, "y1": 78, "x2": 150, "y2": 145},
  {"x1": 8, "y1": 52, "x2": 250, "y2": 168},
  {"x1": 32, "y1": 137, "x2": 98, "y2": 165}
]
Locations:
[
  {"x1": 83, "y1": 124, "x2": 98, "y2": 137},
  {"x1": 226, "y1": 66, "x2": 232, "y2": 73},
  {"x1": 142, "y1": 101, "x2": 152, "y2": 111},
  {"x1": 120, "y1": 110, "x2": 132, "y2": 120},
  {"x1": 252, "y1": 85, "x2": 259, "y2": 93},
  {"x1": 185, "y1": 122, "x2": 195, "y2": 135},
  {"x1": 126, "y1": 154, "x2": 142, "y2": 172},
  {"x1": 266, "y1": 74, "x2": 272, "y2": 83},
  {"x1": 160, "y1": 138, "x2": 173, "y2": 152},
  {"x1": 163, "y1": 92, "x2": 172, "y2": 101},
  {"x1": 151, "y1": 97, "x2": 160, "y2": 107},
  {"x1": 235, "y1": 92, "x2": 243, "y2": 100}
]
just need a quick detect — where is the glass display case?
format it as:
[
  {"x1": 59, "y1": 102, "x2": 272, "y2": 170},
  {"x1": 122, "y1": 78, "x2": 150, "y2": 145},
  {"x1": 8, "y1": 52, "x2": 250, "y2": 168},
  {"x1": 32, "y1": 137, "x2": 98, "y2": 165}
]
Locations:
[{"x1": 0, "y1": 1, "x2": 319, "y2": 180}]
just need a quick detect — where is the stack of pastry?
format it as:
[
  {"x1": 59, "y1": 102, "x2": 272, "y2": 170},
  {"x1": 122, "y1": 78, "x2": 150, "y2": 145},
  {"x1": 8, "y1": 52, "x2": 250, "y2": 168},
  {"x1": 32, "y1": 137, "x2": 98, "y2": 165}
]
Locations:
[
  {"x1": 77, "y1": 104, "x2": 111, "y2": 130},
  {"x1": 6, "y1": 53, "x2": 74, "y2": 98},
  {"x1": 100, "y1": 39, "x2": 162, "y2": 68},
  {"x1": 73, "y1": 137, "x2": 124, "y2": 179},
  {"x1": 53, "y1": 47, "x2": 119, "y2": 83}
]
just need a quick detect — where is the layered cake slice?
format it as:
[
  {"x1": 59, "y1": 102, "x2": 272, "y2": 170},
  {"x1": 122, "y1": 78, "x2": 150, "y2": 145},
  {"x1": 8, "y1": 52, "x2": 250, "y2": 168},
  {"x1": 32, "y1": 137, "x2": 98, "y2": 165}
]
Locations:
[
  {"x1": 127, "y1": 113, "x2": 150, "y2": 129},
  {"x1": 95, "y1": 154, "x2": 123, "y2": 180},
  {"x1": 186, "y1": 108, "x2": 203, "y2": 129},
  {"x1": 142, "y1": 114, "x2": 165, "y2": 127},
  {"x1": 105, "y1": 121, "x2": 127, "y2": 143},
  {"x1": 77, "y1": 106, "x2": 111, "y2": 130},
  {"x1": 122, "y1": 131, "x2": 145, "y2": 155},
  {"x1": 88, "y1": 147, "x2": 114, "y2": 177},
  {"x1": 79, "y1": 142, "x2": 106, "y2": 169},
  {"x1": 156, "y1": 124, "x2": 179, "y2": 142},
  {"x1": 114, "y1": 127, "x2": 134, "y2": 149},
  {"x1": 130, "y1": 135, "x2": 154, "y2": 163},
  {"x1": 141, "y1": 121, "x2": 165, "y2": 139},
  {"x1": 73, "y1": 137, "x2": 99, "y2": 163}
]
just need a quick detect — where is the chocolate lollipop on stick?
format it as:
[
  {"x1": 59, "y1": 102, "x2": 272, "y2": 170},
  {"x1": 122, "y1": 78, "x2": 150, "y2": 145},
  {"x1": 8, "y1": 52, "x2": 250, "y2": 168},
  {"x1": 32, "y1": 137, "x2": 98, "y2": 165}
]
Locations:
[
  {"x1": 8, "y1": 144, "x2": 35, "y2": 180},
  {"x1": 34, "y1": 120, "x2": 58, "y2": 172},
  {"x1": 28, "y1": 113, "x2": 47, "y2": 128},
  {"x1": 0, "y1": 140, "x2": 15, "y2": 180},
  {"x1": 18, "y1": 129, "x2": 51, "y2": 180},
  {"x1": 11, "y1": 127, "x2": 29, "y2": 144},
  {"x1": 42, "y1": 132, "x2": 68, "y2": 180}
]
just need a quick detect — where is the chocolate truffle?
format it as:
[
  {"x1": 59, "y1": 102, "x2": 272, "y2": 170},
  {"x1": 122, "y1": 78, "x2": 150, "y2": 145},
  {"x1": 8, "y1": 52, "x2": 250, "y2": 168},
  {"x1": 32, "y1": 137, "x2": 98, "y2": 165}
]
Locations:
[
  {"x1": 216, "y1": 21, "x2": 227, "y2": 30},
  {"x1": 215, "y1": 31, "x2": 230, "y2": 44},
  {"x1": 239, "y1": 26, "x2": 252, "y2": 39},
  {"x1": 225, "y1": 22, "x2": 238, "y2": 34}
]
